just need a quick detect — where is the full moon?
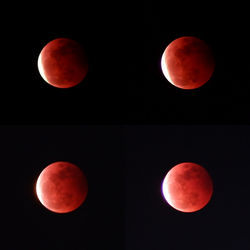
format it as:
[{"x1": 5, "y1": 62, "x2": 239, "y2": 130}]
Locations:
[
  {"x1": 161, "y1": 36, "x2": 215, "y2": 89},
  {"x1": 38, "y1": 38, "x2": 88, "y2": 88},
  {"x1": 162, "y1": 162, "x2": 213, "y2": 212},
  {"x1": 36, "y1": 161, "x2": 88, "y2": 213}
]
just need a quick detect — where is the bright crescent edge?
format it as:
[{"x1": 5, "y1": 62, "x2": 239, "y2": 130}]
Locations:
[
  {"x1": 36, "y1": 175, "x2": 44, "y2": 206},
  {"x1": 38, "y1": 52, "x2": 49, "y2": 84},
  {"x1": 162, "y1": 174, "x2": 174, "y2": 208},
  {"x1": 161, "y1": 51, "x2": 174, "y2": 86}
]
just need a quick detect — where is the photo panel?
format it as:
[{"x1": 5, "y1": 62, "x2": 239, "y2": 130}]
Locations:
[
  {"x1": 130, "y1": 1, "x2": 250, "y2": 123},
  {"x1": 4, "y1": 1, "x2": 247, "y2": 124},
  {"x1": 124, "y1": 125, "x2": 250, "y2": 249},
  {"x1": 3, "y1": 126, "x2": 124, "y2": 250}
]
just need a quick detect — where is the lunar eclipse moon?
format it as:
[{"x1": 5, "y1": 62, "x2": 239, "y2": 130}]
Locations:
[
  {"x1": 162, "y1": 162, "x2": 213, "y2": 212},
  {"x1": 161, "y1": 36, "x2": 215, "y2": 89},
  {"x1": 38, "y1": 38, "x2": 88, "y2": 88},
  {"x1": 36, "y1": 161, "x2": 88, "y2": 213}
]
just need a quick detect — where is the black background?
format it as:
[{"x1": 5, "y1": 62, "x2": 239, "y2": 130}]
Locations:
[
  {"x1": 132, "y1": 1, "x2": 250, "y2": 123},
  {"x1": 3, "y1": 0, "x2": 250, "y2": 249},
  {"x1": 2, "y1": 0, "x2": 249, "y2": 124},
  {"x1": 125, "y1": 126, "x2": 250, "y2": 250},
  {"x1": 3, "y1": 125, "x2": 250, "y2": 249},
  {"x1": 4, "y1": 126, "x2": 123, "y2": 250}
]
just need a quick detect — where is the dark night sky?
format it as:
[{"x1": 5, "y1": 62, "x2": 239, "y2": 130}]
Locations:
[
  {"x1": 125, "y1": 125, "x2": 250, "y2": 250},
  {"x1": 2, "y1": 0, "x2": 248, "y2": 124},
  {"x1": 133, "y1": 1, "x2": 250, "y2": 123},
  {"x1": 3, "y1": 126, "x2": 250, "y2": 249},
  {"x1": 2, "y1": 0, "x2": 250, "y2": 249},
  {"x1": 4, "y1": 126, "x2": 123, "y2": 250}
]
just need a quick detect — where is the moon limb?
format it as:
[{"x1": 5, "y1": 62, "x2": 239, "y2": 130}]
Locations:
[
  {"x1": 162, "y1": 170, "x2": 184, "y2": 212},
  {"x1": 161, "y1": 51, "x2": 174, "y2": 86},
  {"x1": 36, "y1": 175, "x2": 44, "y2": 206},
  {"x1": 38, "y1": 53, "x2": 49, "y2": 84},
  {"x1": 162, "y1": 175, "x2": 175, "y2": 209}
]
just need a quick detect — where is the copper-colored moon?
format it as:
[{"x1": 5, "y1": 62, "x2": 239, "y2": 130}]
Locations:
[
  {"x1": 36, "y1": 161, "x2": 88, "y2": 213},
  {"x1": 38, "y1": 38, "x2": 88, "y2": 88},
  {"x1": 162, "y1": 162, "x2": 213, "y2": 212},
  {"x1": 161, "y1": 36, "x2": 215, "y2": 89}
]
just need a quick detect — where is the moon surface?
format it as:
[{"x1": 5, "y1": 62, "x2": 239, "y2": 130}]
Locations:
[
  {"x1": 161, "y1": 36, "x2": 215, "y2": 89},
  {"x1": 38, "y1": 38, "x2": 88, "y2": 88},
  {"x1": 36, "y1": 161, "x2": 88, "y2": 213},
  {"x1": 162, "y1": 162, "x2": 213, "y2": 212}
]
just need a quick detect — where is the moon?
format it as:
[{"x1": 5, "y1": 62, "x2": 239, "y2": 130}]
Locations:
[
  {"x1": 161, "y1": 36, "x2": 215, "y2": 89},
  {"x1": 38, "y1": 38, "x2": 88, "y2": 88},
  {"x1": 36, "y1": 161, "x2": 88, "y2": 213},
  {"x1": 162, "y1": 162, "x2": 213, "y2": 212}
]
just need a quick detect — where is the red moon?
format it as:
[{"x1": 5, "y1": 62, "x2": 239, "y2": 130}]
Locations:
[
  {"x1": 38, "y1": 38, "x2": 88, "y2": 88},
  {"x1": 162, "y1": 162, "x2": 213, "y2": 212},
  {"x1": 161, "y1": 36, "x2": 215, "y2": 89},
  {"x1": 36, "y1": 161, "x2": 88, "y2": 213}
]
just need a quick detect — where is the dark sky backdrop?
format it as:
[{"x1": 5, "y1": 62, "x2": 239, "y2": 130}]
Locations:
[
  {"x1": 125, "y1": 125, "x2": 250, "y2": 250},
  {"x1": 3, "y1": 125, "x2": 250, "y2": 249},
  {"x1": 132, "y1": 1, "x2": 250, "y2": 123},
  {"x1": 2, "y1": 0, "x2": 248, "y2": 124},
  {"x1": 4, "y1": 126, "x2": 123, "y2": 250},
  {"x1": 2, "y1": 0, "x2": 250, "y2": 249}
]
